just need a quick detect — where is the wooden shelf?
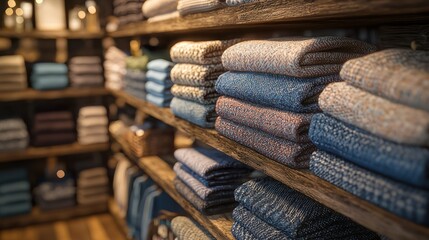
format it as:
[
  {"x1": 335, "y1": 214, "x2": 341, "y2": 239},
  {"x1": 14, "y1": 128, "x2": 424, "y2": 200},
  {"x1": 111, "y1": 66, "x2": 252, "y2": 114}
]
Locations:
[
  {"x1": 109, "y1": 0, "x2": 429, "y2": 37},
  {"x1": 0, "y1": 203, "x2": 108, "y2": 229},
  {"x1": 0, "y1": 88, "x2": 109, "y2": 102},
  {"x1": 111, "y1": 90, "x2": 429, "y2": 240},
  {"x1": 0, "y1": 142, "x2": 109, "y2": 163},
  {"x1": 0, "y1": 30, "x2": 104, "y2": 39}
]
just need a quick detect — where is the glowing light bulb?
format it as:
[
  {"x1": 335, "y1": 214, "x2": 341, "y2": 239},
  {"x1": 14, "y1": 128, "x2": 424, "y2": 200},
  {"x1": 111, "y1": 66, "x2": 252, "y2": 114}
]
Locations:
[
  {"x1": 36, "y1": 0, "x2": 44, "y2": 4},
  {"x1": 78, "y1": 10, "x2": 86, "y2": 19},
  {"x1": 88, "y1": 6, "x2": 96, "y2": 14},
  {"x1": 5, "y1": 8, "x2": 13, "y2": 16},
  {"x1": 15, "y1": 8, "x2": 23, "y2": 16},
  {"x1": 56, "y1": 170, "x2": 65, "y2": 179},
  {"x1": 8, "y1": 0, "x2": 16, "y2": 8}
]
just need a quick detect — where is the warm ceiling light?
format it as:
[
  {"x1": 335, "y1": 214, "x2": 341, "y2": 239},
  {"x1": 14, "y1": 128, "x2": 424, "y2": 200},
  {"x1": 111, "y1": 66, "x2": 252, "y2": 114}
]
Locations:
[
  {"x1": 8, "y1": 0, "x2": 16, "y2": 8},
  {"x1": 35, "y1": 0, "x2": 44, "y2": 4},
  {"x1": 16, "y1": 16, "x2": 24, "y2": 24},
  {"x1": 78, "y1": 10, "x2": 86, "y2": 19},
  {"x1": 56, "y1": 170, "x2": 65, "y2": 179},
  {"x1": 5, "y1": 8, "x2": 13, "y2": 16},
  {"x1": 15, "y1": 8, "x2": 23, "y2": 16},
  {"x1": 88, "y1": 6, "x2": 96, "y2": 14}
]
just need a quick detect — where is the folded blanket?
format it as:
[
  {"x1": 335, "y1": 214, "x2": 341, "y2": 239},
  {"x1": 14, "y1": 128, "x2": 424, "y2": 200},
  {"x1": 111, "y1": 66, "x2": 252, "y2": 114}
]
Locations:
[
  {"x1": 310, "y1": 150, "x2": 429, "y2": 226},
  {"x1": 78, "y1": 116, "x2": 108, "y2": 128},
  {"x1": 0, "y1": 201, "x2": 31, "y2": 217},
  {"x1": 171, "y1": 63, "x2": 224, "y2": 87},
  {"x1": 340, "y1": 49, "x2": 429, "y2": 112},
  {"x1": 178, "y1": 0, "x2": 224, "y2": 16},
  {"x1": 125, "y1": 69, "x2": 146, "y2": 82},
  {"x1": 0, "y1": 81, "x2": 27, "y2": 91},
  {"x1": 32, "y1": 132, "x2": 76, "y2": 147},
  {"x1": 181, "y1": 164, "x2": 248, "y2": 187},
  {"x1": 148, "y1": 11, "x2": 180, "y2": 23},
  {"x1": 171, "y1": 216, "x2": 215, "y2": 240},
  {"x1": 69, "y1": 65, "x2": 103, "y2": 75},
  {"x1": 147, "y1": 59, "x2": 174, "y2": 72},
  {"x1": 78, "y1": 126, "x2": 108, "y2": 137},
  {"x1": 31, "y1": 75, "x2": 69, "y2": 90},
  {"x1": 78, "y1": 134, "x2": 109, "y2": 145},
  {"x1": 0, "y1": 128, "x2": 27, "y2": 141},
  {"x1": 145, "y1": 81, "x2": 172, "y2": 95},
  {"x1": 70, "y1": 75, "x2": 104, "y2": 87},
  {"x1": 0, "y1": 73, "x2": 26, "y2": 83},
  {"x1": 146, "y1": 94, "x2": 172, "y2": 107},
  {"x1": 231, "y1": 222, "x2": 257, "y2": 240},
  {"x1": 216, "y1": 117, "x2": 315, "y2": 168},
  {"x1": 310, "y1": 113, "x2": 429, "y2": 189},
  {"x1": 126, "y1": 88, "x2": 146, "y2": 100},
  {"x1": 0, "y1": 192, "x2": 31, "y2": 206},
  {"x1": 69, "y1": 56, "x2": 101, "y2": 65},
  {"x1": 79, "y1": 167, "x2": 107, "y2": 179},
  {"x1": 172, "y1": 84, "x2": 219, "y2": 104},
  {"x1": 0, "y1": 118, "x2": 27, "y2": 132},
  {"x1": 125, "y1": 80, "x2": 146, "y2": 92},
  {"x1": 142, "y1": 0, "x2": 178, "y2": 18},
  {"x1": 170, "y1": 39, "x2": 241, "y2": 65},
  {"x1": 32, "y1": 63, "x2": 68, "y2": 75},
  {"x1": 77, "y1": 194, "x2": 109, "y2": 205},
  {"x1": 146, "y1": 71, "x2": 173, "y2": 86},
  {"x1": 0, "y1": 169, "x2": 27, "y2": 184},
  {"x1": 0, "y1": 138, "x2": 28, "y2": 152},
  {"x1": 216, "y1": 71, "x2": 340, "y2": 113},
  {"x1": 0, "y1": 55, "x2": 26, "y2": 74},
  {"x1": 222, "y1": 37, "x2": 376, "y2": 77},
  {"x1": 0, "y1": 181, "x2": 30, "y2": 194},
  {"x1": 171, "y1": 97, "x2": 217, "y2": 128},
  {"x1": 35, "y1": 111, "x2": 72, "y2": 122},
  {"x1": 33, "y1": 120, "x2": 75, "y2": 133},
  {"x1": 235, "y1": 178, "x2": 379, "y2": 239},
  {"x1": 226, "y1": 0, "x2": 256, "y2": 6},
  {"x1": 319, "y1": 82, "x2": 429, "y2": 146},
  {"x1": 79, "y1": 106, "x2": 107, "y2": 118},
  {"x1": 217, "y1": 97, "x2": 312, "y2": 142}
]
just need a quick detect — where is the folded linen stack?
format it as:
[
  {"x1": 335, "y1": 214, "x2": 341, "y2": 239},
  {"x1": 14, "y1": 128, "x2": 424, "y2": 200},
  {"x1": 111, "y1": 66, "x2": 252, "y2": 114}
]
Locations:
[
  {"x1": 309, "y1": 49, "x2": 429, "y2": 226},
  {"x1": 113, "y1": 0, "x2": 145, "y2": 26},
  {"x1": 178, "y1": 0, "x2": 224, "y2": 15},
  {"x1": 32, "y1": 110, "x2": 76, "y2": 147},
  {"x1": 0, "y1": 55, "x2": 27, "y2": 91},
  {"x1": 215, "y1": 37, "x2": 376, "y2": 168},
  {"x1": 0, "y1": 118, "x2": 29, "y2": 152},
  {"x1": 104, "y1": 46, "x2": 127, "y2": 90},
  {"x1": 143, "y1": 0, "x2": 178, "y2": 22},
  {"x1": 173, "y1": 147, "x2": 251, "y2": 215},
  {"x1": 31, "y1": 63, "x2": 68, "y2": 90},
  {"x1": 69, "y1": 56, "x2": 104, "y2": 88},
  {"x1": 124, "y1": 56, "x2": 148, "y2": 99},
  {"x1": 145, "y1": 59, "x2": 175, "y2": 107},
  {"x1": 0, "y1": 168, "x2": 32, "y2": 218},
  {"x1": 170, "y1": 39, "x2": 240, "y2": 128},
  {"x1": 77, "y1": 106, "x2": 109, "y2": 145},
  {"x1": 77, "y1": 167, "x2": 109, "y2": 205},
  {"x1": 171, "y1": 216, "x2": 214, "y2": 240},
  {"x1": 34, "y1": 177, "x2": 76, "y2": 210},
  {"x1": 232, "y1": 177, "x2": 379, "y2": 240}
]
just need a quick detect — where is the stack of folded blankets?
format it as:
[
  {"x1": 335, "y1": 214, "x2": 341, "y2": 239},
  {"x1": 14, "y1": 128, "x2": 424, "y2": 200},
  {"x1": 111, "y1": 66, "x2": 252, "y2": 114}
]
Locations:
[
  {"x1": 0, "y1": 169, "x2": 32, "y2": 218},
  {"x1": 0, "y1": 118, "x2": 29, "y2": 152},
  {"x1": 177, "y1": 0, "x2": 256, "y2": 16},
  {"x1": 215, "y1": 37, "x2": 376, "y2": 168},
  {"x1": 69, "y1": 56, "x2": 104, "y2": 88},
  {"x1": 173, "y1": 147, "x2": 251, "y2": 215},
  {"x1": 170, "y1": 39, "x2": 240, "y2": 128},
  {"x1": 142, "y1": 0, "x2": 179, "y2": 22},
  {"x1": 124, "y1": 57, "x2": 147, "y2": 100},
  {"x1": 232, "y1": 177, "x2": 379, "y2": 240},
  {"x1": 309, "y1": 49, "x2": 429, "y2": 226},
  {"x1": 32, "y1": 110, "x2": 76, "y2": 147},
  {"x1": 0, "y1": 55, "x2": 27, "y2": 91},
  {"x1": 104, "y1": 46, "x2": 127, "y2": 90},
  {"x1": 77, "y1": 106, "x2": 109, "y2": 145},
  {"x1": 34, "y1": 176, "x2": 76, "y2": 210},
  {"x1": 113, "y1": 0, "x2": 145, "y2": 26},
  {"x1": 146, "y1": 59, "x2": 174, "y2": 107},
  {"x1": 76, "y1": 165, "x2": 109, "y2": 205},
  {"x1": 171, "y1": 216, "x2": 214, "y2": 240},
  {"x1": 31, "y1": 63, "x2": 69, "y2": 90}
]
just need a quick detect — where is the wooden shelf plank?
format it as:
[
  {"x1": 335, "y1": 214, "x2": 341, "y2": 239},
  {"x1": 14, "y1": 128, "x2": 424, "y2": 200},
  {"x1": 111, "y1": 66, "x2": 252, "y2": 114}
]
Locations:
[
  {"x1": 111, "y1": 90, "x2": 429, "y2": 240},
  {"x1": 0, "y1": 142, "x2": 109, "y2": 162},
  {"x1": 0, "y1": 30, "x2": 104, "y2": 39},
  {"x1": 0, "y1": 88, "x2": 109, "y2": 102},
  {"x1": 109, "y1": 0, "x2": 429, "y2": 37},
  {"x1": 0, "y1": 203, "x2": 108, "y2": 229}
]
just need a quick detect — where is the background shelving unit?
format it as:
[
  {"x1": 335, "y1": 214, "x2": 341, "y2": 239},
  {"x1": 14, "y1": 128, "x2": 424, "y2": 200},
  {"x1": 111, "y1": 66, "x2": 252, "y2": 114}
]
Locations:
[
  {"x1": 0, "y1": 30, "x2": 104, "y2": 39},
  {"x1": 0, "y1": 88, "x2": 109, "y2": 102}
]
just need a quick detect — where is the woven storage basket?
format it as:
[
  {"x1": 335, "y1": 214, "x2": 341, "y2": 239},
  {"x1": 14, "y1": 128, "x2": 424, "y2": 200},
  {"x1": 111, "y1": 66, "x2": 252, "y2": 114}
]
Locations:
[{"x1": 126, "y1": 127, "x2": 175, "y2": 157}]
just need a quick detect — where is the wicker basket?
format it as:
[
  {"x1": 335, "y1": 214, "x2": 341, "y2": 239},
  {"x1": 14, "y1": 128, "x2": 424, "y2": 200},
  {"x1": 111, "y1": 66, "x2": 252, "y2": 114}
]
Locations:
[{"x1": 126, "y1": 127, "x2": 175, "y2": 157}]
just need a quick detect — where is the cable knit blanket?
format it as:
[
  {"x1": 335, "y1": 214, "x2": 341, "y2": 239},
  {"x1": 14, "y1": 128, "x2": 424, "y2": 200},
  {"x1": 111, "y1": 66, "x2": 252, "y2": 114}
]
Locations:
[
  {"x1": 226, "y1": 0, "x2": 256, "y2": 5},
  {"x1": 171, "y1": 63, "x2": 225, "y2": 87},
  {"x1": 171, "y1": 85, "x2": 219, "y2": 104},
  {"x1": 216, "y1": 71, "x2": 340, "y2": 112},
  {"x1": 171, "y1": 97, "x2": 217, "y2": 128},
  {"x1": 178, "y1": 0, "x2": 224, "y2": 16},
  {"x1": 171, "y1": 216, "x2": 215, "y2": 240},
  {"x1": 217, "y1": 97, "x2": 313, "y2": 142},
  {"x1": 147, "y1": 94, "x2": 172, "y2": 107},
  {"x1": 310, "y1": 150, "x2": 429, "y2": 226},
  {"x1": 216, "y1": 117, "x2": 315, "y2": 168},
  {"x1": 319, "y1": 82, "x2": 429, "y2": 146},
  {"x1": 222, "y1": 37, "x2": 376, "y2": 77},
  {"x1": 142, "y1": 0, "x2": 178, "y2": 18},
  {"x1": 148, "y1": 59, "x2": 175, "y2": 72},
  {"x1": 309, "y1": 113, "x2": 429, "y2": 189},
  {"x1": 340, "y1": 49, "x2": 429, "y2": 112}
]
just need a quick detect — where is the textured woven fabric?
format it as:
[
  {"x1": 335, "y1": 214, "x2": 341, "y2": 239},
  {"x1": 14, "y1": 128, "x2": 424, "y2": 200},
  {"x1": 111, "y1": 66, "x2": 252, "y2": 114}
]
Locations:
[
  {"x1": 146, "y1": 94, "x2": 172, "y2": 107},
  {"x1": 181, "y1": 163, "x2": 249, "y2": 187},
  {"x1": 235, "y1": 178, "x2": 379, "y2": 239},
  {"x1": 309, "y1": 113, "x2": 429, "y2": 189},
  {"x1": 145, "y1": 81, "x2": 172, "y2": 95},
  {"x1": 217, "y1": 97, "x2": 312, "y2": 142},
  {"x1": 0, "y1": 55, "x2": 26, "y2": 74},
  {"x1": 170, "y1": 39, "x2": 240, "y2": 64},
  {"x1": 178, "y1": 0, "x2": 224, "y2": 15},
  {"x1": 171, "y1": 97, "x2": 217, "y2": 128},
  {"x1": 78, "y1": 116, "x2": 108, "y2": 128},
  {"x1": 126, "y1": 69, "x2": 146, "y2": 82},
  {"x1": 310, "y1": 150, "x2": 429, "y2": 226},
  {"x1": 216, "y1": 117, "x2": 315, "y2": 168},
  {"x1": 35, "y1": 111, "x2": 72, "y2": 122},
  {"x1": 171, "y1": 84, "x2": 219, "y2": 104},
  {"x1": 340, "y1": 49, "x2": 429, "y2": 111},
  {"x1": 79, "y1": 106, "x2": 106, "y2": 118},
  {"x1": 232, "y1": 222, "x2": 257, "y2": 240},
  {"x1": 69, "y1": 64, "x2": 103, "y2": 75},
  {"x1": 0, "y1": 201, "x2": 32, "y2": 217},
  {"x1": 0, "y1": 181, "x2": 30, "y2": 194},
  {"x1": 32, "y1": 132, "x2": 76, "y2": 147},
  {"x1": 222, "y1": 37, "x2": 376, "y2": 77},
  {"x1": 146, "y1": 71, "x2": 173, "y2": 86},
  {"x1": 171, "y1": 63, "x2": 224, "y2": 87},
  {"x1": 31, "y1": 75, "x2": 69, "y2": 90},
  {"x1": 69, "y1": 56, "x2": 101, "y2": 65},
  {"x1": 0, "y1": 118, "x2": 27, "y2": 132},
  {"x1": 226, "y1": 0, "x2": 256, "y2": 6},
  {"x1": 147, "y1": 11, "x2": 180, "y2": 22},
  {"x1": 216, "y1": 71, "x2": 340, "y2": 112},
  {"x1": 0, "y1": 192, "x2": 31, "y2": 206},
  {"x1": 142, "y1": 0, "x2": 177, "y2": 18},
  {"x1": 319, "y1": 82, "x2": 429, "y2": 146},
  {"x1": 70, "y1": 75, "x2": 103, "y2": 87},
  {"x1": 0, "y1": 139, "x2": 28, "y2": 152},
  {"x1": 147, "y1": 59, "x2": 174, "y2": 72},
  {"x1": 32, "y1": 63, "x2": 68, "y2": 75},
  {"x1": 33, "y1": 120, "x2": 74, "y2": 133},
  {"x1": 0, "y1": 81, "x2": 27, "y2": 91},
  {"x1": 78, "y1": 135, "x2": 109, "y2": 144},
  {"x1": 171, "y1": 216, "x2": 215, "y2": 240}
]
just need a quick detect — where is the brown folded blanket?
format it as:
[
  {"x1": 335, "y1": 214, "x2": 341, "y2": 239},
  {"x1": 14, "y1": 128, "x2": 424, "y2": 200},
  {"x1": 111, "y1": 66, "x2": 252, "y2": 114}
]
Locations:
[
  {"x1": 33, "y1": 120, "x2": 75, "y2": 133},
  {"x1": 35, "y1": 111, "x2": 73, "y2": 122},
  {"x1": 32, "y1": 132, "x2": 76, "y2": 147}
]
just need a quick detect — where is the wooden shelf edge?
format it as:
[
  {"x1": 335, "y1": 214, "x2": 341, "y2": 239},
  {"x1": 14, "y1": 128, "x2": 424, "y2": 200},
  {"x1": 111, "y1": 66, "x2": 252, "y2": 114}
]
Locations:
[
  {"x1": 111, "y1": 90, "x2": 429, "y2": 240},
  {"x1": 0, "y1": 88, "x2": 109, "y2": 102},
  {"x1": 0, "y1": 30, "x2": 104, "y2": 39}
]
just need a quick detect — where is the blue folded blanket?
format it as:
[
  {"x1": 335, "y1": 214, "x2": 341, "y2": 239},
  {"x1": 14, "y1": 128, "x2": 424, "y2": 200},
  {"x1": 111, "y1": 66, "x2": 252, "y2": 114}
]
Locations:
[
  {"x1": 171, "y1": 97, "x2": 217, "y2": 128},
  {"x1": 0, "y1": 201, "x2": 32, "y2": 217},
  {"x1": 0, "y1": 168, "x2": 27, "y2": 183},
  {"x1": 125, "y1": 69, "x2": 146, "y2": 82},
  {"x1": 31, "y1": 75, "x2": 69, "y2": 90},
  {"x1": 145, "y1": 81, "x2": 172, "y2": 97},
  {"x1": 232, "y1": 222, "x2": 258, "y2": 240},
  {"x1": 32, "y1": 63, "x2": 68, "y2": 75},
  {"x1": 216, "y1": 71, "x2": 340, "y2": 113},
  {"x1": 0, "y1": 192, "x2": 31, "y2": 206},
  {"x1": 146, "y1": 94, "x2": 172, "y2": 107},
  {"x1": 0, "y1": 181, "x2": 30, "y2": 194},
  {"x1": 146, "y1": 70, "x2": 173, "y2": 86},
  {"x1": 310, "y1": 150, "x2": 429, "y2": 226},
  {"x1": 309, "y1": 113, "x2": 429, "y2": 189},
  {"x1": 147, "y1": 59, "x2": 174, "y2": 72}
]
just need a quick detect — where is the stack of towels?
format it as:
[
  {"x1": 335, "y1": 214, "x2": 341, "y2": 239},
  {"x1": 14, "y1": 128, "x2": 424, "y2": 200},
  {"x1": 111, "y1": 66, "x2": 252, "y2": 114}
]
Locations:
[
  {"x1": 113, "y1": 0, "x2": 144, "y2": 26},
  {"x1": 232, "y1": 177, "x2": 379, "y2": 240},
  {"x1": 215, "y1": 37, "x2": 376, "y2": 168},
  {"x1": 31, "y1": 63, "x2": 69, "y2": 90},
  {"x1": 142, "y1": 0, "x2": 178, "y2": 22},
  {"x1": 309, "y1": 49, "x2": 429, "y2": 226},
  {"x1": 171, "y1": 216, "x2": 214, "y2": 240},
  {"x1": 145, "y1": 59, "x2": 174, "y2": 107},
  {"x1": 0, "y1": 169, "x2": 32, "y2": 218},
  {"x1": 173, "y1": 147, "x2": 251, "y2": 215},
  {"x1": 32, "y1": 110, "x2": 76, "y2": 147},
  {"x1": 76, "y1": 165, "x2": 109, "y2": 205},
  {"x1": 104, "y1": 46, "x2": 127, "y2": 90},
  {"x1": 170, "y1": 39, "x2": 240, "y2": 128},
  {"x1": 69, "y1": 56, "x2": 104, "y2": 88},
  {"x1": 0, "y1": 118, "x2": 29, "y2": 152},
  {"x1": 177, "y1": 0, "x2": 256, "y2": 16},
  {"x1": 0, "y1": 55, "x2": 27, "y2": 91},
  {"x1": 124, "y1": 58, "x2": 147, "y2": 100},
  {"x1": 77, "y1": 106, "x2": 109, "y2": 145},
  {"x1": 34, "y1": 177, "x2": 76, "y2": 211}
]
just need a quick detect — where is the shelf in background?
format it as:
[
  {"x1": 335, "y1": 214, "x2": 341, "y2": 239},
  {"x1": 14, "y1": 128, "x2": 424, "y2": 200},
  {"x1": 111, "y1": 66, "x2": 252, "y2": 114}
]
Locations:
[
  {"x1": 0, "y1": 88, "x2": 109, "y2": 102},
  {"x1": 111, "y1": 90, "x2": 429, "y2": 240},
  {"x1": 0, "y1": 30, "x2": 104, "y2": 39},
  {"x1": 0, "y1": 142, "x2": 109, "y2": 163},
  {"x1": 0, "y1": 203, "x2": 108, "y2": 229},
  {"x1": 109, "y1": 0, "x2": 429, "y2": 37}
]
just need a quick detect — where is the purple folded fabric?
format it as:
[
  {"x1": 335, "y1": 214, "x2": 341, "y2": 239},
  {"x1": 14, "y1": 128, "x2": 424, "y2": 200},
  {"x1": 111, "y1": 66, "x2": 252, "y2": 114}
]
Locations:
[
  {"x1": 32, "y1": 132, "x2": 76, "y2": 147},
  {"x1": 33, "y1": 120, "x2": 75, "y2": 133},
  {"x1": 35, "y1": 111, "x2": 72, "y2": 122}
]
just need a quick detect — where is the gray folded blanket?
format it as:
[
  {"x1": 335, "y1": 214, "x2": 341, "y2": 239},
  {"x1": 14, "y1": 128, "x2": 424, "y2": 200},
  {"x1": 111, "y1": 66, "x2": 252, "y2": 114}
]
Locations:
[
  {"x1": 171, "y1": 63, "x2": 225, "y2": 87},
  {"x1": 172, "y1": 85, "x2": 219, "y2": 104}
]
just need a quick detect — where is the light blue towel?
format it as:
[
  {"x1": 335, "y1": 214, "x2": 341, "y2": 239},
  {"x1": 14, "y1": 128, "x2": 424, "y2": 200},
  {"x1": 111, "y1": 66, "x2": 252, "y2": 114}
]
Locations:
[
  {"x1": 31, "y1": 75, "x2": 69, "y2": 90},
  {"x1": 146, "y1": 70, "x2": 173, "y2": 86},
  {"x1": 147, "y1": 59, "x2": 174, "y2": 72},
  {"x1": 0, "y1": 181, "x2": 30, "y2": 194},
  {"x1": 146, "y1": 94, "x2": 172, "y2": 107},
  {"x1": 126, "y1": 69, "x2": 146, "y2": 82},
  {"x1": 145, "y1": 81, "x2": 172, "y2": 97},
  {"x1": 0, "y1": 192, "x2": 31, "y2": 206},
  {"x1": 32, "y1": 63, "x2": 68, "y2": 75},
  {"x1": 171, "y1": 97, "x2": 217, "y2": 128}
]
